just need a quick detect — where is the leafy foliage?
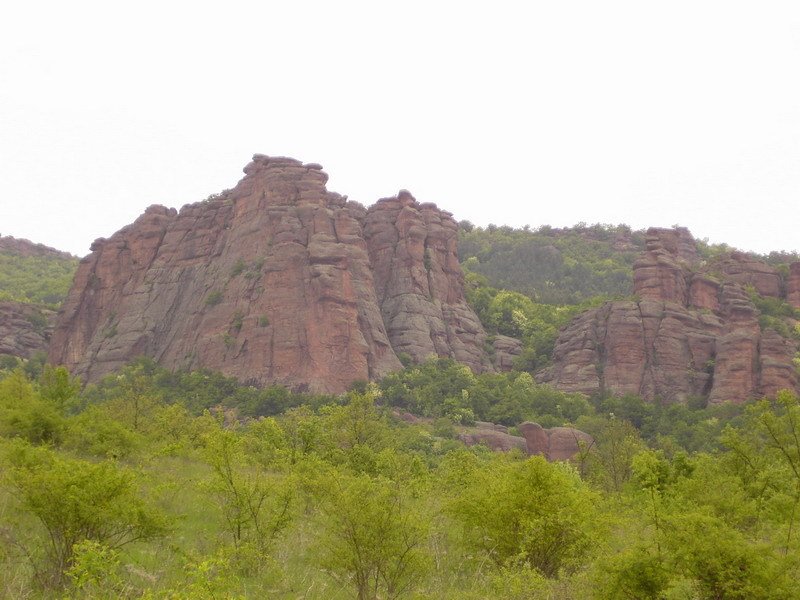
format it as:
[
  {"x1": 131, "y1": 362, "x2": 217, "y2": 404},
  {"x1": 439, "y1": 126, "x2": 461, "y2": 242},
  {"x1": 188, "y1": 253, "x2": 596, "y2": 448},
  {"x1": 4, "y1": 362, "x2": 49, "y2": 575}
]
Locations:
[
  {"x1": 0, "y1": 251, "x2": 78, "y2": 306},
  {"x1": 447, "y1": 454, "x2": 599, "y2": 576},
  {"x1": 379, "y1": 358, "x2": 591, "y2": 426},
  {"x1": 1, "y1": 361, "x2": 799, "y2": 598},
  {"x1": 458, "y1": 222, "x2": 643, "y2": 305},
  {"x1": 1, "y1": 440, "x2": 168, "y2": 588}
]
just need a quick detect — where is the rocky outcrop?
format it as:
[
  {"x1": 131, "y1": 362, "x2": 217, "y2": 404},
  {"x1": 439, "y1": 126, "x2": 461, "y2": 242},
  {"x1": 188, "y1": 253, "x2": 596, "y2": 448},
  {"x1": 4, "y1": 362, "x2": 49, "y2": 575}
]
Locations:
[
  {"x1": 364, "y1": 192, "x2": 492, "y2": 372},
  {"x1": 458, "y1": 421, "x2": 591, "y2": 461},
  {"x1": 491, "y1": 335, "x2": 524, "y2": 370},
  {"x1": 0, "y1": 302, "x2": 54, "y2": 359},
  {"x1": 458, "y1": 422, "x2": 528, "y2": 453},
  {"x1": 518, "y1": 422, "x2": 593, "y2": 461},
  {"x1": 719, "y1": 252, "x2": 782, "y2": 298},
  {"x1": 787, "y1": 262, "x2": 800, "y2": 309},
  {"x1": 542, "y1": 228, "x2": 799, "y2": 404},
  {"x1": 49, "y1": 155, "x2": 498, "y2": 392}
]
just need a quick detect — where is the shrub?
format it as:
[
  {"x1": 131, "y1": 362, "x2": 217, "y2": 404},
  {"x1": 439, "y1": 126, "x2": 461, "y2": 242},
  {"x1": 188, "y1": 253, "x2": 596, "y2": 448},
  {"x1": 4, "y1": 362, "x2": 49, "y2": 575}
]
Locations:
[
  {"x1": 205, "y1": 290, "x2": 224, "y2": 307},
  {"x1": 1, "y1": 440, "x2": 167, "y2": 589},
  {"x1": 230, "y1": 259, "x2": 247, "y2": 278}
]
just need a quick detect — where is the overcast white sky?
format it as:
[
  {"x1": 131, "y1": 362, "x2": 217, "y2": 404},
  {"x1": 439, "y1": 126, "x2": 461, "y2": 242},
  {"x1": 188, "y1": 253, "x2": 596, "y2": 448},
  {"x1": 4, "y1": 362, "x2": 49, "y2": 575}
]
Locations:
[{"x1": 1, "y1": 1, "x2": 798, "y2": 257}]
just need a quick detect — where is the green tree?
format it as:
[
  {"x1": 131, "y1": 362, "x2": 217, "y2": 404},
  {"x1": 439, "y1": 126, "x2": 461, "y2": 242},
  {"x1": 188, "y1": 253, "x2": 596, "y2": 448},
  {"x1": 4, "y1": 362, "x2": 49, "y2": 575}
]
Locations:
[
  {"x1": 1, "y1": 440, "x2": 167, "y2": 589},
  {"x1": 38, "y1": 365, "x2": 80, "y2": 413},
  {"x1": 721, "y1": 390, "x2": 800, "y2": 553},
  {"x1": 584, "y1": 418, "x2": 645, "y2": 493},
  {"x1": 448, "y1": 455, "x2": 598, "y2": 577},
  {"x1": 316, "y1": 470, "x2": 430, "y2": 600},
  {"x1": 202, "y1": 426, "x2": 294, "y2": 553},
  {"x1": 0, "y1": 368, "x2": 64, "y2": 444}
]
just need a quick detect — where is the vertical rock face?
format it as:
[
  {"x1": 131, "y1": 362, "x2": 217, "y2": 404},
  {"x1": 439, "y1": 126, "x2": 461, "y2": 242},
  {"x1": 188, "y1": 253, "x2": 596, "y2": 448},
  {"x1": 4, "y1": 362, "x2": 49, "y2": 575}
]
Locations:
[
  {"x1": 542, "y1": 228, "x2": 798, "y2": 404},
  {"x1": 49, "y1": 156, "x2": 495, "y2": 392},
  {"x1": 787, "y1": 262, "x2": 800, "y2": 309},
  {"x1": 719, "y1": 252, "x2": 782, "y2": 298},
  {"x1": 363, "y1": 192, "x2": 491, "y2": 372}
]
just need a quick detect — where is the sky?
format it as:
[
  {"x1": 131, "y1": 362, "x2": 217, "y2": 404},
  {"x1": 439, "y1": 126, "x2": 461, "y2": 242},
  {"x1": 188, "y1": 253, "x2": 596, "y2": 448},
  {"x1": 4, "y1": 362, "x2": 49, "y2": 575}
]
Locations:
[{"x1": 1, "y1": 0, "x2": 798, "y2": 257}]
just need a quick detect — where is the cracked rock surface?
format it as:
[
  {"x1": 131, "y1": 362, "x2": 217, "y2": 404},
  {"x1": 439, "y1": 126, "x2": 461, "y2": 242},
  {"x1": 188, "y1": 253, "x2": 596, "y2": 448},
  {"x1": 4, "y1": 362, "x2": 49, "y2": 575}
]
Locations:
[
  {"x1": 540, "y1": 228, "x2": 799, "y2": 404},
  {"x1": 48, "y1": 156, "x2": 499, "y2": 392}
]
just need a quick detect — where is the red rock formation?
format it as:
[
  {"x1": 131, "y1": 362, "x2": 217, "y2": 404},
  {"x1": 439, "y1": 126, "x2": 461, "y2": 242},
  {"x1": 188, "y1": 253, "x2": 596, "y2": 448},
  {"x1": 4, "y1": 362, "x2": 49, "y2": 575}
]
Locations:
[
  {"x1": 49, "y1": 156, "x2": 496, "y2": 392},
  {"x1": 719, "y1": 252, "x2": 782, "y2": 298},
  {"x1": 518, "y1": 422, "x2": 593, "y2": 461},
  {"x1": 459, "y1": 422, "x2": 528, "y2": 453},
  {"x1": 364, "y1": 192, "x2": 491, "y2": 372},
  {"x1": 457, "y1": 421, "x2": 592, "y2": 460},
  {"x1": 688, "y1": 274, "x2": 721, "y2": 311},
  {"x1": 491, "y1": 335, "x2": 524, "y2": 371},
  {"x1": 633, "y1": 228, "x2": 695, "y2": 304},
  {"x1": 759, "y1": 329, "x2": 799, "y2": 399},
  {"x1": 787, "y1": 262, "x2": 800, "y2": 309},
  {"x1": 0, "y1": 302, "x2": 54, "y2": 359},
  {"x1": 542, "y1": 227, "x2": 799, "y2": 404},
  {"x1": 542, "y1": 300, "x2": 722, "y2": 403}
]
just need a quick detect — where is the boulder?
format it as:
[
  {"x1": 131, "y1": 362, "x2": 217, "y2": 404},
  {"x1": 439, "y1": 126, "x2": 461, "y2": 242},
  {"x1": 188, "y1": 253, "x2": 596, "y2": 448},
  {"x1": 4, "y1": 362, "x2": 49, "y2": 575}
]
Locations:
[{"x1": 518, "y1": 422, "x2": 593, "y2": 461}]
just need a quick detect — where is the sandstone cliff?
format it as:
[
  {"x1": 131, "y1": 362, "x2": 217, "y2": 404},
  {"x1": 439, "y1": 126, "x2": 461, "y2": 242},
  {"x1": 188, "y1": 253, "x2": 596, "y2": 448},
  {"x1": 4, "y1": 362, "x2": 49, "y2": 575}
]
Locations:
[
  {"x1": 49, "y1": 155, "x2": 496, "y2": 392},
  {"x1": 0, "y1": 302, "x2": 54, "y2": 360},
  {"x1": 541, "y1": 228, "x2": 799, "y2": 404}
]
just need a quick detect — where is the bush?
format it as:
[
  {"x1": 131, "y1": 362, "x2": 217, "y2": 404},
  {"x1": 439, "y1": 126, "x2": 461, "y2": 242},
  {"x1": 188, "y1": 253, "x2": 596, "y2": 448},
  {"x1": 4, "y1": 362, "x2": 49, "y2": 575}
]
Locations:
[
  {"x1": 205, "y1": 290, "x2": 224, "y2": 307},
  {"x1": 1, "y1": 440, "x2": 168, "y2": 589},
  {"x1": 448, "y1": 455, "x2": 599, "y2": 576}
]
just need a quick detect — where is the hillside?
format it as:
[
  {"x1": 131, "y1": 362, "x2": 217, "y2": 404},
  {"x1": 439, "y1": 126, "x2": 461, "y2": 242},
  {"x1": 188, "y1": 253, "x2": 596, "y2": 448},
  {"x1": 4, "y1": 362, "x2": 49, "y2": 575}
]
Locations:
[
  {"x1": 0, "y1": 236, "x2": 77, "y2": 361},
  {"x1": 35, "y1": 155, "x2": 799, "y2": 407},
  {"x1": 0, "y1": 235, "x2": 78, "y2": 306}
]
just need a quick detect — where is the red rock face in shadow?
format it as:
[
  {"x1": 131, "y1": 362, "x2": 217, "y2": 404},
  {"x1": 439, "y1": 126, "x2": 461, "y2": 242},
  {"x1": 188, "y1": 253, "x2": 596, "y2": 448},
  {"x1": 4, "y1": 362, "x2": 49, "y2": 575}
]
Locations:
[
  {"x1": 48, "y1": 156, "x2": 498, "y2": 392},
  {"x1": 541, "y1": 228, "x2": 799, "y2": 404},
  {"x1": 787, "y1": 262, "x2": 800, "y2": 309},
  {"x1": 0, "y1": 302, "x2": 54, "y2": 359}
]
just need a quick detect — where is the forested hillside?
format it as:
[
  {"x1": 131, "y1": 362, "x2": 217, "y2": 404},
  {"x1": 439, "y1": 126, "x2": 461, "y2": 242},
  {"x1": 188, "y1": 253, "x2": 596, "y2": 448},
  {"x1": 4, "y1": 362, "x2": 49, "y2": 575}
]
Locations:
[
  {"x1": 458, "y1": 222, "x2": 644, "y2": 305},
  {"x1": 0, "y1": 236, "x2": 78, "y2": 307},
  {"x1": 457, "y1": 222, "x2": 799, "y2": 306}
]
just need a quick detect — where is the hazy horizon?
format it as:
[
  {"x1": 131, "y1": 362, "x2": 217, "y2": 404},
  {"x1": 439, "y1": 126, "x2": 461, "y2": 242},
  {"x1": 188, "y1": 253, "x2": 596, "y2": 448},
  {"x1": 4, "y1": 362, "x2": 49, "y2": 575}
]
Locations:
[{"x1": 2, "y1": 1, "x2": 799, "y2": 257}]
